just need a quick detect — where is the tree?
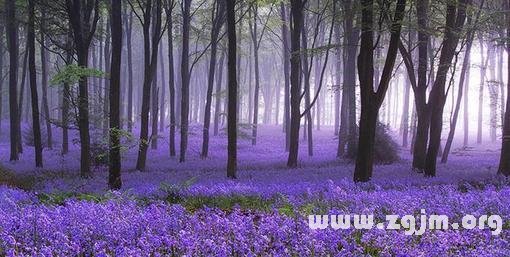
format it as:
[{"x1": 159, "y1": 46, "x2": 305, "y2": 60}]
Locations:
[
  {"x1": 280, "y1": 2, "x2": 291, "y2": 151},
  {"x1": 179, "y1": 0, "x2": 192, "y2": 163},
  {"x1": 109, "y1": 0, "x2": 123, "y2": 189},
  {"x1": 28, "y1": 0, "x2": 43, "y2": 167},
  {"x1": 424, "y1": 0, "x2": 468, "y2": 177},
  {"x1": 5, "y1": 0, "x2": 21, "y2": 161},
  {"x1": 226, "y1": 0, "x2": 237, "y2": 179},
  {"x1": 40, "y1": 13, "x2": 53, "y2": 150},
  {"x1": 287, "y1": 0, "x2": 305, "y2": 168},
  {"x1": 132, "y1": 0, "x2": 163, "y2": 171},
  {"x1": 354, "y1": 0, "x2": 406, "y2": 182},
  {"x1": 498, "y1": 0, "x2": 510, "y2": 176},
  {"x1": 65, "y1": 0, "x2": 101, "y2": 177},
  {"x1": 164, "y1": 0, "x2": 177, "y2": 157},
  {"x1": 202, "y1": 0, "x2": 225, "y2": 158},
  {"x1": 124, "y1": 9, "x2": 134, "y2": 132}
]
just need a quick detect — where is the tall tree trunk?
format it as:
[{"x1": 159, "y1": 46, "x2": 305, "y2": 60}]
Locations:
[
  {"x1": 412, "y1": 0, "x2": 430, "y2": 171},
  {"x1": 159, "y1": 46, "x2": 166, "y2": 132},
  {"x1": 213, "y1": 50, "x2": 225, "y2": 136},
  {"x1": 179, "y1": 0, "x2": 192, "y2": 163},
  {"x1": 280, "y1": 3, "x2": 291, "y2": 151},
  {"x1": 135, "y1": 0, "x2": 163, "y2": 170},
  {"x1": 424, "y1": 0, "x2": 468, "y2": 177},
  {"x1": 109, "y1": 0, "x2": 122, "y2": 189},
  {"x1": 441, "y1": 18, "x2": 474, "y2": 163},
  {"x1": 301, "y1": 21, "x2": 313, "y2": 156},
  {"x1": 202, "y1": 0, "x2": 224, "y2": 158},
  {"x1": 249, "y1": 6, "x2": 261, "y2": 146},
  {"x1": 226, "y1": 0, "x2": 237, "y2": 179},
  {"x1": 354, "y1": 0, "x2": 406, "y2": 182},
  {"x1": 287, "y1": 0, "x2": 304, "y2": 168},
  {"x1": 125, "y1": 10, "x2": 134, "y2": 132},
  {"x1": 104, "y1": 16, "x2": 111, "y2": 137},
  {"x1": 28, "y1": 0, "x2": 43, "y2": 167},
  {"x1": 40, "y1": 14, "x2": 53, "y2": 149},
  {"x1": 498, "y1": 0, "x2": 510, "y2": 176},
  {"x1": 6, "y1": 0, "x2": 20, "y2": 161},
  {"x1": 165, "y1": 5, "x2": 176, "y2": 157}
]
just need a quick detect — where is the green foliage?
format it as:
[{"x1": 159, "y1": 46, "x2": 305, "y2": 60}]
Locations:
[{"x1": 50, "y1": 64, "x2": 105, "y2": 86}]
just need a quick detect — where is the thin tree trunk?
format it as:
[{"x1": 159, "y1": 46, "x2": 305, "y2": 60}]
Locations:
[
  {"x1": 179, "y1": 0, "x2": 192, "y2": 163},
  {"x1": 202, "y1": 0, "x2": 224, "y2": 158},
  {"x1": 28, "y1": 0, "x2": 43, "y2": 167},
  {"x1": 498, "y1": 0, "x2": 510, "y2": 176},
  {"x1": 213, "y1": 50, "x2": 225, "y2": 136},
  {"x1": 280, "y1": 3, "x2": 291, "y2": 151},
  {"x1": 40, "y1": 21, "x2": 52, "y2": 149},
  {"x1": 441, "y1": 20, "x2": 474, "y2": 163}
]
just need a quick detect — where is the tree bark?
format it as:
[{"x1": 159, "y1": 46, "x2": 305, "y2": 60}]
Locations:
[
  {"x1": 498, "y1": 0, "x2": 510, "y2": 176},
  {"x1": 179, "y1": 0, "x2": 192, "y2": 163},
  {"x1": 40, "y1": 14, "x2": 53, "y2": 149},
  {"x1": 202, "y1": 0, "x2": 225, "y2": 158},
  {"x1": 280, "y1": 3, "x2": 291, "y2": 151},
  {"x1": 226, "y1": 0, "x2": 237, "y2": 179},
  {"x1": 5, "y1": 0, "x2": 20, "y2": 161},
  {"x1": 441, "y1": 18, "x2": 474, "y2": 163},
  {"x1": 424, "y1": 0, "x2": 468, "y2": 177},
  {"x1": 109, "y1": 0, "x2": 122, "y2": 189},
  {"x1": 135, "y1": 0, "x2": 163, "y2": 170},
  {"x1": 287, "y1": 0, "x2": 304, "y2": 168},
  {"x1": 354, "y1": 0, "x2": 406, "y2": 182},
  {"x1": 28, "y1": 0, "x2": 43, "y2": 167}
]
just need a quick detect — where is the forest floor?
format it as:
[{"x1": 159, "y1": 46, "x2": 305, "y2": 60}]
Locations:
[{"x1": 0, "y1": 124, "x2": 509, "y2": 256}]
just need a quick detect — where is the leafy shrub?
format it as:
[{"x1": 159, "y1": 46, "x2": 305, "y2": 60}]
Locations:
[{"x1": 345, "y1": 122, "x2": 400, "y2": 164}]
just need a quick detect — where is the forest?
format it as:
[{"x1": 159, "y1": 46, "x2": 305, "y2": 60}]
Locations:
[{"x1": 0, "y1": 0, "x2": 509, "y2": 255}]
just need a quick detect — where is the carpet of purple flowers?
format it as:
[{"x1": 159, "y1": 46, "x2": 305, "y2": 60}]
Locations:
[{"x1": 0, "y1": 125, "x2": 509, "y2": 256}]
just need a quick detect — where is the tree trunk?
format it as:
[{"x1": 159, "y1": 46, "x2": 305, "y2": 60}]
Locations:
[
  {"x1": 165, "y1": 7, "x2": 176, "y2": 157},
  {"x1": 28, "y1": 0, "x2": 43, "y2": 167},
  {"x1": 442, "y1": 24, "x2": 473, "y2": 163},
  {"x1": 287, "y1": 0, "x2": 305, "y2": 168},
  {"x1": 125, "y1": 10, "x2": 134, "y2": 132},
  {"x1": 201, "y1": 0, "x2": 224, "y2": 158},
  {"x1": 354, "y1": 0, "x2": 406, "y2": 182},
  {"x1": 179, "y1": 0, "x2": 192, "y2": 163},
  {"x1": 226, "y1": 0, "x2": 237, "y2": 179},
  {"x1": 424, "y1": 0, "x2": 468, "y2": 177},
  {"x1": 280, "y1": 3, "x2": 291, "y2": 151},
  {"x1": 498, "y1": 0, "x2": 510, "y2": 176},
  {"x1": 249, "y1": 6, "x2": 261, "y2": 146},
  {"x1": 213, "y1": 50, "x2": 225, "y2": 136},
  {"x1": 40, "y1": 14, "x2": 53, "y2": 149},
  {"x1": 5, "y1": 0, "x2": 20, "y2": 161},
  {"x1": 103, "y1": 16, "x2": 111, "y2": 137},
  {"x1": 136, "y1": 0, "x2": 162, "y2": 170},
  {"x1": 159, "y1": 46, "x2": 166, "y2": 133},
  {"x1": 109, "y1": 0, "x2": 122, "y2": 189}
]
